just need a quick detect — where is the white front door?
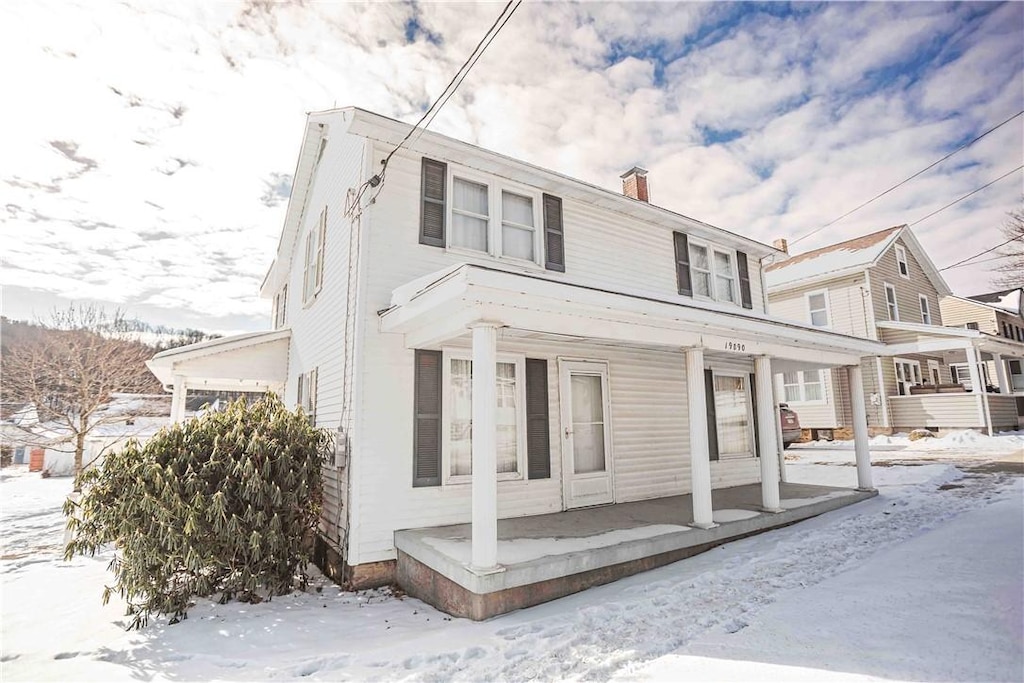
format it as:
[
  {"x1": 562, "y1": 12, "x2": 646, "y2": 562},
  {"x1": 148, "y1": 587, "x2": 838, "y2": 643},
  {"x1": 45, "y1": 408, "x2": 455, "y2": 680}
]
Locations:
[{"x1": 559, "y1": 360, "x2": 613, "y2": 509}]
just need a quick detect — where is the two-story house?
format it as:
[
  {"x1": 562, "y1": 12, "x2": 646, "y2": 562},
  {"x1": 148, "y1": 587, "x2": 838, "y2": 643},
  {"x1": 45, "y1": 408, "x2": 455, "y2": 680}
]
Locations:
[
  {"x1": 766, "y1": 227, "x2": 1023, "y2": 436},
  {"x1": 147, "y1": 108, "x2": 888, "y2": 619}
]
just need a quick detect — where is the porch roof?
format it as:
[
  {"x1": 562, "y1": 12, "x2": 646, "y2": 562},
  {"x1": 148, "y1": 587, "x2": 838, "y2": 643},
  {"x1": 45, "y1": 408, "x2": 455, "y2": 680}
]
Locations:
[
  {"x1": 379, "y1": 264, "x2": 886, "y2": 369},
  {"x1": 878, "y1": 321, "x2": 1024, "y2": 358},
  {"x1": 146, "y1": 329, "x2": 290, "y2": 392}
]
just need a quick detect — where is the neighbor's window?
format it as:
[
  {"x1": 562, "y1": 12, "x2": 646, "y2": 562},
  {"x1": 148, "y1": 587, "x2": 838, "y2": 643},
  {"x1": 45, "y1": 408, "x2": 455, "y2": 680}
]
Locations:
[
  {"x1": 894, "y1": 359, "x2": 922, "y2": 396},
  {"x1": 807, "y1": 290, "x2": 830, "y2": 327},
  {"x1": 782, "y1": 370, "x2": 824, "y2": 403},
  {"x1": 919, "y1": 294, "x2": 932, "y2": 325},
  {"x1": 895, "y1": 244, "x2": 910, "y2": 278},
  {"x1": 445, "y1": 353, "x2": 524, "y2": 480},
  {"x1": 884, "y1": 283, "x2": 899, "y2": 321}
]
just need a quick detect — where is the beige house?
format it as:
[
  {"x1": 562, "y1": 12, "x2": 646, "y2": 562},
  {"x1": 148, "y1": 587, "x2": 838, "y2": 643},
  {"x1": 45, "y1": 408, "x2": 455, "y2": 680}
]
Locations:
[{"x1": 766, "y1": 226, "x2": 1023, "y2": 435}]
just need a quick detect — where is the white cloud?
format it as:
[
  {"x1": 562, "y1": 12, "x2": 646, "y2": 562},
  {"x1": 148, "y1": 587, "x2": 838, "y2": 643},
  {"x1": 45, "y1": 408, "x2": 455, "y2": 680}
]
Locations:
[{"x1": 1, "y1": 0, "x2": 1021, "y2": 332}]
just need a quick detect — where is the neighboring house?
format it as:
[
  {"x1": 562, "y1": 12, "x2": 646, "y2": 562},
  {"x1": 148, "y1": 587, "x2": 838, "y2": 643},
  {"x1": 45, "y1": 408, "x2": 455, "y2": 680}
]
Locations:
[
  {"x1": 766, "y1": 227, "x2": 1024, "y2": 435},
  {"x1": 1, "y1": 403, "x2": 40, "y2": 467},
  {"x1": 147, "y1": 107, "x2": 888, "y2": 619}
]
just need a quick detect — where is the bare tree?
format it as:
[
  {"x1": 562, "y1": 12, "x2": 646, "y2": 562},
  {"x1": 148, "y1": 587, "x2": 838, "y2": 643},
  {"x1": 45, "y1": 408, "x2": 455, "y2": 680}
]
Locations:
[
  {"x1": 1, "y1": 305, "x2": 162, "y2": 485},
  {"x1": 992, "y1": 208, "x2": 1024, "y2": 289}
]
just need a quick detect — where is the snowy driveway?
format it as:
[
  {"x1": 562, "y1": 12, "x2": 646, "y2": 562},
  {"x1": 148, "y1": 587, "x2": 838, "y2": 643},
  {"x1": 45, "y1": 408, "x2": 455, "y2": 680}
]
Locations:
[{"x1": 2, "y1": 435, "x2": 1022, "y2": 682}]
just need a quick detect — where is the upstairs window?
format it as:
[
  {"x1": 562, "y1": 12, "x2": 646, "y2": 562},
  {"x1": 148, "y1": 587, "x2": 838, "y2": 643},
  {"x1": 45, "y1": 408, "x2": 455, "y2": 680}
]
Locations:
[
  {"x1": 273, "y1": 285, "x2": 288, "y2": 329},
  {"x1": 919, "y1": 294, "x2": 932, "y2": 325},
  {"x1": 501, "y1": 191, "x2": 535, "y2": 261},
  {"x1": 452, "y1": 178, "x2": 489, "y2": 252},
  {"x1": 884, "y1": 283, "x2": 899, "y2": 321},
  {"x1": 688, "y1": 240, "x2": 737, "y2": 304},
  {"x1": 807, "y1": 290, "x2": 830, "y2": 327},
  {"x1": 303, "y1": 208, "x2": 327, "y2": 304},
  {"x1": 448, "y1": 173, "x2": 544, "y2": 266},
  {"x1": 895, "y1": 244, "x2": 910, "y2": 278}
]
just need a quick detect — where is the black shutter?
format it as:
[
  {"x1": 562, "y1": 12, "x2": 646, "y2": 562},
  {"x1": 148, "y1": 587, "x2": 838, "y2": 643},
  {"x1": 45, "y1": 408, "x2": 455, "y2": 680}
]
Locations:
[
  {"x1": 737, "y1": 250, "x2": 753, "y2": 309},
  {"x1": 704, "y1": 369, "x2": 719, "y2": 461},
  {"x1": 420, "y1": 158, "x2": 446, "y2": 247},
  {"x1": 674, "y1": 233, "x2": 692, "y2": 296},
  {"x1": 543, "y1": 194, "x2": 565, "y2": 272},
  {"x1": 525, "y1": 358, "x2": 551, "y2": 479},
  {"x1": 749, "y1": 372, "x2": 760, "y2": 458},
  {"x1": 413, "y1": 350, "x2": 442, "y2": 487}
]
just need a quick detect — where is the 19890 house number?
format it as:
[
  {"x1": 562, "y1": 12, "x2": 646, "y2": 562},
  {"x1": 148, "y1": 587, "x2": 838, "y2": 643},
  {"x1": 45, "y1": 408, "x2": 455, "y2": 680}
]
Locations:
[{"x1": 724, "y1": 341, "x2": 746, "y2": 352}]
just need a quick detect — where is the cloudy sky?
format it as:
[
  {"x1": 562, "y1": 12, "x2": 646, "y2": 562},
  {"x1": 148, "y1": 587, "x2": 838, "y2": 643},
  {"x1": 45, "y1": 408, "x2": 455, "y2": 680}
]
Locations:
[{"x1": 2, "y1": 1, "x2": 1022, "y2": 334}]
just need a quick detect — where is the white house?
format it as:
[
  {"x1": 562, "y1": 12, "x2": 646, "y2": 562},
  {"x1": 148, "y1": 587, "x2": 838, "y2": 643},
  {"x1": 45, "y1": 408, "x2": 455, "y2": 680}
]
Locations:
[
  {"x1": 766, "y1": 226, "x2": 1024, "y2": 436},
  {"x1": 148, "y1": 108, "x2": 889, "y2": 619}
]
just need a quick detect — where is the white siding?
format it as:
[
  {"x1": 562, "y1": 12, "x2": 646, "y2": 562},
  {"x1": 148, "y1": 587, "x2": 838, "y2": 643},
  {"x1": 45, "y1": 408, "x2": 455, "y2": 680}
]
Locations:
[
  {"x1": 347, "y1": 144, "x2": 766, "y2": 565},
  {"x1": 767, "y1": 274, "x2": 872, "y2": 338},
  {"x1": 279, "y1": 127, "x2": 367, "y2": 553},
  {"x1": 888, "y1": 394, "x2": 983, "y2": 430}
]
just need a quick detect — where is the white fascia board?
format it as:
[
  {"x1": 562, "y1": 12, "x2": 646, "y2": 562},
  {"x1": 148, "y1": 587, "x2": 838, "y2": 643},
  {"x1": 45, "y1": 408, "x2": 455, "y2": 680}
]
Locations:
[
  {"x1": 876, "y1": 320, "x2": 976, "y2": 338},
  {"x1": 345, "y1": 109, "x2": 777, "y2": 259},
  {"x1": 148, "y1": 329, "x2": 292, "y2": 385},
  {"x1": 382, "y1": 265, "x2": 885, "y2": 359},
  {"x1": 892, "y1": 227, "x2": 952, "y2": 297},
  {"x1": 766, "y1": 266, "x2": 865, "y2": 294}
]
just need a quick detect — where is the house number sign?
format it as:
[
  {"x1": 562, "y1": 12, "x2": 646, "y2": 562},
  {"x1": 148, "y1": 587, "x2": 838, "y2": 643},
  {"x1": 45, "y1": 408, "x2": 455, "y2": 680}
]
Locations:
[{"x1": 723, "y1": 340, "x2": 746, "y2": 352}]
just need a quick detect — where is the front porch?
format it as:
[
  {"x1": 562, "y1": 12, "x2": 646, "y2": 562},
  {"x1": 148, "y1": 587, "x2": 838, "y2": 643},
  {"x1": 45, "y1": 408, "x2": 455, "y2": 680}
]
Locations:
[{"x1": 396, "y1": 481, "x2": 876, "y2": 620}]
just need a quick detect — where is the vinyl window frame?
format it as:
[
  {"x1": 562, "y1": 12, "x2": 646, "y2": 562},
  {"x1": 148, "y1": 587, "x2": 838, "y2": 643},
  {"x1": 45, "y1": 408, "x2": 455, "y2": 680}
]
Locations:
[
  {"x1": 297, "y1": 367, "x2": 318, "y2": 421},
  {"x1": 884, "y1": 282, "x2": 899, "y2": 321},
  {"x1": 688, "y1": 237, "x2": 739, "y2": 305},
  {"x1": 919, "y1": 294, "x2": 932, "y2": 325},
  {"x1": 440, "y1": 348, "x2": 528, "y2": 485},
  {"x1": 895, "y1": 244, "x2": 910, "y2": 279},
  {"x1": 806, "y1": 289, "x2": 831, "y2": 328},
  {"x1": 273, "y1": 284, "x2": 288, "y2": 329},
  {"x1": 709, "y1": 369, "x2": 755, "y2": 460},
  {"x1": 446, "y1": 166, "x2": 544, "y2": 269},
  {"x1": 302, "y1": 207, "x2": 327, "y2": 306},
  {"x1": 781, "y1": 369, "x2": 826, "y2": 405},
  {"x1": 893, "y1": 358, "x2": 922, "y2": 396}
]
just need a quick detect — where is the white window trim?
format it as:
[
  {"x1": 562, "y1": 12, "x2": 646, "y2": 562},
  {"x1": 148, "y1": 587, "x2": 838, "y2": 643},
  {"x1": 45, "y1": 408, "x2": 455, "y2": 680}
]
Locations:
[
  {"x1": 440, "y1": 348, "x2": 528, "y2": 485},
  {"x1": 893, "y1": 358, "x2": 922, "y2": 396},
  {"x1": 297, "y1": 367, "x2": 318, "y2": 421},
  {"x1": 927, "y1": 359, "x2": 940, "y2": 385},
  {"x1": 884, "y1": 282, "x2": 899, "y2": 321},
  {"x1": 302, "y1": 207, "x2": 327, "y2": 306},
  {"x1": 712, "y1": 369, "x2": 756, "y2": 460},
  {"x1": 805, "y1": 289, "x2": 831, "y2": 328},
  {"x1": 446, "y1": 166, "x2": 545, "y2": 270},
  {"x1": 781, "y1": 369, "x2": 827, "y2": 405},
  {"x1": 918, "y1": 294, "x2": 932, "y2": 325},
  {"x1": 689, "y1": 237, "x2": 740, "y2": 306},
  {"x1": 273, "y1": 284, "x2": 288, "y2": 329},
  {"x1": 895, "y1": 244, "x2": 910, "y2": 279}
]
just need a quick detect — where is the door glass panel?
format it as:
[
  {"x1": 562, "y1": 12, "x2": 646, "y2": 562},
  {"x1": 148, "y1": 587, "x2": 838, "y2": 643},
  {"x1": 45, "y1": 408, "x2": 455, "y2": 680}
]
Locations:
[
  {"x1": 714, "y1": 374, "x2": 751, "y2": 455},
  {"x1": 571, "y1": 374, "x2": 605, "y2": 473}
]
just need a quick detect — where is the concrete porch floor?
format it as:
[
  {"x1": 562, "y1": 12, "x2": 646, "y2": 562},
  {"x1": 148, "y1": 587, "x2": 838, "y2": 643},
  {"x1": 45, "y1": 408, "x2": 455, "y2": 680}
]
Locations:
[{"x1": 394, "y1": 482, "x2": 876, "y2": 619}]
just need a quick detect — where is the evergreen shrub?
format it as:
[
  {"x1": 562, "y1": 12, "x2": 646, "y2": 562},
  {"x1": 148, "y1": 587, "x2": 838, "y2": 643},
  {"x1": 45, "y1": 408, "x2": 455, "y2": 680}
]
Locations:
[{"x1": 65, "y1": 394, "x2": 328, "y2": 629}]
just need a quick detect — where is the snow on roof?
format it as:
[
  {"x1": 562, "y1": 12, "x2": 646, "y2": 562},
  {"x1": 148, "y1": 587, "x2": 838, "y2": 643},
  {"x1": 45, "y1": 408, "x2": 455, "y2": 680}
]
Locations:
[
  {"x1": 966, "y1": 288, "x2": 1023, "y2": 316},
  {"x1": 764, "y1": 226, "x2": 903, "y2": 290}
]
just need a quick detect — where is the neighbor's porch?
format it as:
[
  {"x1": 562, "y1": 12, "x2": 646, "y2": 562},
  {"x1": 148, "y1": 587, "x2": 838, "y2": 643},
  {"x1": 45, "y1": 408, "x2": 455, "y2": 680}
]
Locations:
[{"x1": 395, "y1": 481, "x2": 875, "y2": 619}]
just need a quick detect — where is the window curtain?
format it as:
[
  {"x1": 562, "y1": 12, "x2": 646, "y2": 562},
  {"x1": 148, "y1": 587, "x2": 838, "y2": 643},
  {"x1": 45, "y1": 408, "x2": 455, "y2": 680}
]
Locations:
[
  {"x1": 449, "y1": 359, "x2": 519, "y2": 476},
  {"x1": 714, "y1": 375, "x2": 751, "y2": 455},
  {"x1": 452, "y1": 178, "x2": 488, "y2": 252},
  {"x1": 501, "y1": 191, "x2": 534, "y2": 260}
]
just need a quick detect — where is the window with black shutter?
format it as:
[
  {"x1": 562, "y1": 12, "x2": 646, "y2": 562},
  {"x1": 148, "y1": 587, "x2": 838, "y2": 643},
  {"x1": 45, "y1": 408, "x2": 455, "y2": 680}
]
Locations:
[
  {"x1": 525, "y1": 358, "x2": 551, "y2": 479},
  {"x1": 420, "y1": 158, "x2": 447, "y2": 247},
  {"x1": 543, "y1": 194, "x2": 565, "y2": 272},
  {"x1": 704, "y1": 369, "x2": 719, "y2": 461},
  {"x1": 737, "y1": 250, "x2": 753, "y2": 309},
  {"x1": 674, "y1": 232, "x2": 692, "y2": 296},
  {"x1": 413, "y1": 350, "x2": 442, "y2": 487}
]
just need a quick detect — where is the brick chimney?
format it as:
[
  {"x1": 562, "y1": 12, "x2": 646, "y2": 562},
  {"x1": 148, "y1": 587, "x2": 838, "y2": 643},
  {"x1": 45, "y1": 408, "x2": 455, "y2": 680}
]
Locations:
[
  {"x1": 620, "y1": 166, "x2": 649, "y2": 202},
  {"x1": 773, "y1": 238, "x2": 789, "y2": 254}
]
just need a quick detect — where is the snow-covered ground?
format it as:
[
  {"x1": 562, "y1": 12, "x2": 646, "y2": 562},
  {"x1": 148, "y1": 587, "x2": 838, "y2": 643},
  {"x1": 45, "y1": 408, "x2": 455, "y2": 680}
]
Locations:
[{"x1": 2, "y1": 430, "x2": 1022, "y2": 682}]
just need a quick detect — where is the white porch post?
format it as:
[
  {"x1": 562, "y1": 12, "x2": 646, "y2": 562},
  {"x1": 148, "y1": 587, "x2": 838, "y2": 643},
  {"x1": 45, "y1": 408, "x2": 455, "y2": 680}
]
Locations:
[
  {"x1": 847, "y1": 364, "x2": 875, "y2": 491},
  {"x1": 755, "y1": 356, "x2": 782, "y2": 512},
  {"x1": 686, "y1": 347, "x2": 716, "y2": 529},
  {"x1": 170, "y1": 375, "x2": 187, "y2": 424},
  {"x1": 470, "y1": 322, "x2": 499, "y2": 570},
  {"x1": 965, "y1": 344, "x2": 991, "y2": 432},
  {"x1": 993, "y1": 353, "x2": 1010, "y2": 394}
]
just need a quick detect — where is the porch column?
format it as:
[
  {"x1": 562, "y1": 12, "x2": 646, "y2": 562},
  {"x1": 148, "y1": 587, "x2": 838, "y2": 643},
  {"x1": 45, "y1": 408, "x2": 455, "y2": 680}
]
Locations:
[
  {"x1": 965, "y1": 344, "x2": 991, "y2": 432},
  {"x1": 754, "y1": 356, "x2": 782, "y2": 512},
  {"x1": 685, "y1": 347, "x2": 716, "y2": 529},
  {"x1": 170, "y1": 375, "x2": 187, "y2": 424},
  {"x1": 993, "y1": 354, "x2": 1010, "y2": 394},
  {"x1": 470, "y1": 322, "x2": 499, "y2": 570},
  {"x1": 847, "y1": 364, "x2": 874, "y2": 491}
]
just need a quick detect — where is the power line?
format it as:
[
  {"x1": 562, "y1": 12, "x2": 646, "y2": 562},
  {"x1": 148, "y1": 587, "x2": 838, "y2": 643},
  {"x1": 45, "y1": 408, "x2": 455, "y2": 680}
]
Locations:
[
  {"x1": 350, "y1": 0, "x2": 521, "y2": 212},
  {"x1": 939, "y1": 235, "x2": 1021, "y2": 271},
  {"x1": 790, "y1": 109, "x2": 1024, "y2": 247},
  {"x1": 938, "y1": 251, "x2": 1012, "y2": 270},
  {"x1": 908, "y1": 164, "x2": 1023, "y2": 227}
]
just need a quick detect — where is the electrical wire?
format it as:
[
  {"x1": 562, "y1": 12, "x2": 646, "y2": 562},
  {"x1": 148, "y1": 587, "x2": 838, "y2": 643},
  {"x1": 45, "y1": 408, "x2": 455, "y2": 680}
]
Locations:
[
  {"x1": 908, "y1": 164, "x2": 1023, "y2": 227},
  {"x1": 790, "y1": 109, "x2": 1024, "y2": 247},
  {"x1": 938, "y1": 251, "x2": 1012, "y2": 270},
  {"x1": 938, "y1": 235, "x2": 1021, "y2": 271},
  {"x1": 348, "y1": 0, "x2": 521, "y2": 215}
]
